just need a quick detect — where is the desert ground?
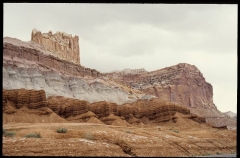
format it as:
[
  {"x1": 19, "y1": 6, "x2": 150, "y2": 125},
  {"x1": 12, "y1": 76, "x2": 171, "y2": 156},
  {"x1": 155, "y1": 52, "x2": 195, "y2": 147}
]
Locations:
[{"x1": 2, "y1": 121, "x2": 236, "y2": 157}]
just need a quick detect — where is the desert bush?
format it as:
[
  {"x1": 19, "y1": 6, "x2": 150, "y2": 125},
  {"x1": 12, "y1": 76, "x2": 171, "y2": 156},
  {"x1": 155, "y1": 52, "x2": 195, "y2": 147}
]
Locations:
[
  {"x1": 84, "y1": 132, "x2": 95, "y2": 140},
  {"x1": 25, "y1": 133, "x2": 41, "y2": 138},
  {"x1": 3, "y1": 130, "x2": 16, "y2": 137},
  {"x1": 56, "y1": 128, "x2": 67, "y2": 133},
  {"x1": 173, "y1": 130, "x2": 179, "y2": 133},
  {"x1": 125, "y1": 130, "x2": 131, "y2": 134},
  {"x1": 216, "y1": 152, "x2": 220, "y2": 155}
]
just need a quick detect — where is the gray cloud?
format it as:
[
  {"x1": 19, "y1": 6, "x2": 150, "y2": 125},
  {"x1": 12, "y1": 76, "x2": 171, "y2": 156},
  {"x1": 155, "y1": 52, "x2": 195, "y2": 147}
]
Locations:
[{"x1": 3, "y1": 3, "x2": 237, "y2": 113}]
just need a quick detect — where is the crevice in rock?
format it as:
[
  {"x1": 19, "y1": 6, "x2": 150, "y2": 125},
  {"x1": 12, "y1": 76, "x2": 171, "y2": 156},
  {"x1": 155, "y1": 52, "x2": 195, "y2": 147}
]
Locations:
[{"x1": 115, "y1": 141, "x2": 136, "y2": 157}]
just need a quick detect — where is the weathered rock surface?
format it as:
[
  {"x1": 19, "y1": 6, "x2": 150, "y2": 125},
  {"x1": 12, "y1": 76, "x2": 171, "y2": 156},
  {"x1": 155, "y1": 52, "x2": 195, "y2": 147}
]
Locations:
[
  {"x1": 31, "y1": 29, "x2": 80, "y2": 65},
  {"x1": 3, "y1": 37, "x2": 146, "y2": 104},
  {"x1": 3, "y1": 88, "x2": 47, "y2": 110},
  {"x1": 3, "y1": 88, "x2": 206, "y2": 126},
  {"x1": 104, "y1": 63, "x2": 236, "y2": 127},
  {"x1": 46, "y1": 94, "x2": 206, "y2": 126},
  {"x1": 109, "y1": 68, "x2": 147, "y2": 75},
  {"x1": 224, "y1": 111, "x2": 237, "y2": 118},
  {"x1": 2, "y1": 89, "x2": 67, "y2": 123},
  {"x1": 2, "y1": 33, "x2": 235, "y2": 128},
  {"x1": 3, "y1": 61, "x2": 142, "y2": 104},
  {"x1": 105, "y1": 63, "x2": 214, "y2": 109},
  {"x1": 3, "y1": 37, "x2": 100, "y2": 78}
]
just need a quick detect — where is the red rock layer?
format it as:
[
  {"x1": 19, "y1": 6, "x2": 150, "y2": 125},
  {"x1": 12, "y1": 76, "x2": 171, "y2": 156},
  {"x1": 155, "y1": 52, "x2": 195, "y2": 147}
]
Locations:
[{"x1": 3, "y1": 41, "x2": 101, "y2": 78}]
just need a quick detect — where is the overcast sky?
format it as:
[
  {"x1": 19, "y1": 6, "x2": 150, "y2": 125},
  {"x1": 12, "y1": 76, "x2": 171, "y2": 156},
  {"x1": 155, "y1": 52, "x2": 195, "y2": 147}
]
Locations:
[{"x1": 3, "y1": 3, "x2": 237, "y2": 113}]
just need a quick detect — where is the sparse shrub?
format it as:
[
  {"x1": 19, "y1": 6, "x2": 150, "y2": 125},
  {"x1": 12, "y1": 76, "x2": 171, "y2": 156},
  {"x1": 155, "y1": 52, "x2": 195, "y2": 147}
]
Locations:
[
  {"x1": 84, "y1": 132, "x2": 95, "y2": 140},
  {"x1": 216, "y1": 152, "x2": 220, "y2": 155},
  {"x1": 3, "y1": 131, "x2": 16, "y2": 137},
  {"x1": 56, "y1": 128, "x2": 67, "y2": 133},
  {"x1": 25, "y1": 132, "x2": 41, "y2": 138},
  {"x1": 173, "y1": 130, "x2": 179, "y2": 133},
  {"x1": 125, "y1": 130, "x2": 131, "y2": 134},
  {"x1": 3, "y1": 129, "x2": 6, "y2": 135}
]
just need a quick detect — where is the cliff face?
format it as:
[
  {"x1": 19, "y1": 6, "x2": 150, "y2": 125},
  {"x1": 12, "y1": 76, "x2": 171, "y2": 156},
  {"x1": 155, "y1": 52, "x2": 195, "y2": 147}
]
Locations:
[
  {"x1": 3, "y1": 88, "x2": 206, "y2": 126},
  {"x1": 103, "y1": 63, "x2": 236, "y2": 127},
  {"x1": 104, "y1": 63, "x2": 215, "y2": 109},
  {"x1": 3, "y1": 38, "x2": 99, "y2": 78},
  {"x1": 3, "y1": 37, "x2": 148, "y2": 105},
  {"x1": 3, "y1": 60, "x2": 141, "y2": 105},
  {"x1": 31, "y1": 29, "x2": 80, "y2": 65},
  {"x1": 3, "y1": 31, "x2": 236, "y2": 128}
]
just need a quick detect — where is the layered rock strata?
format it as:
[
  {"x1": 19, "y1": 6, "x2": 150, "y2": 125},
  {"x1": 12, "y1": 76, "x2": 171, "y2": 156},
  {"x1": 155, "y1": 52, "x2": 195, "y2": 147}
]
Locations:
[
  {"x1": 104, "y1": 63, "x2": 236, "y2": 127},
  {"x1": 3, "y1": 37, "x2": 100, "y2": 78},
  {"x1": 31, "y1": 29, "x2": 80, "y2": 65},
  {"x1": 2, "y1": 89, "x2": 67, "y2": 123},
  {"x1": 3, "y1": 88, "x2": 47, "y2": 110},
  {"x1": 46, "y1": 93, "x2": 206, "y2": 125},
  {"x1": 3, "y1": 89, "x2": 205, "y2": 125},
  {"x1": 3, "y1": 60, "x2": 141, "y2": 104},
  {"x1": 104, "y1": 63, "x2": 216, "y2": 109}
]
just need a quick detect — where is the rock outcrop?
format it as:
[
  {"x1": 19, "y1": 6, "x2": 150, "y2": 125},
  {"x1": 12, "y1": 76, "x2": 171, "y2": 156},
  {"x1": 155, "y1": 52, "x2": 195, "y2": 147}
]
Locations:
[
  {"x1": 104, "y1": 63, "x2": 216, "y2": 109},
  {"x1": 103, "y1": 63, "x2": 236, "y2": 127},
  {"x1": 31, "y1": 29, "x2": 80, "y2": 65},
  {"x1": 2, "y1": 89, "x2": 68, "y2": 123},
  {"x1": 3, "y1": 59, "x2": 142, "y2": 104},
  {"x1": 3, "y1": 31, "x2": 235, "y2": 128},
  {"x1": 109, "y1": 68, "x2": 147, "y2": 75},
  {"x1": 224, "y1": 111, "x2": 237, "y2": 118},
  {"x1": 3, "y1": 88, "x2": 206, "y2": 126},
  {"x1": 3, "y1": 88, "x2": 47, "y2": 110},
  {"x1": 46, "y1": 94, "x2": 206, "y2": 126},
  {"x1": 3, "y1": 37, "x2": 100, "y2": 78}
]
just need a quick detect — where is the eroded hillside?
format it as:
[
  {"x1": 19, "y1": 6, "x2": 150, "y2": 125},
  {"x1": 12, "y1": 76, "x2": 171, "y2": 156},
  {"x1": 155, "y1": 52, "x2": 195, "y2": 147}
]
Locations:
[
  {"x1": 2, "y1": 89, "x2": 236, "y2": 156},
  {"x1": 104, "y1": 63, "x2": 236, "y2": 128}
]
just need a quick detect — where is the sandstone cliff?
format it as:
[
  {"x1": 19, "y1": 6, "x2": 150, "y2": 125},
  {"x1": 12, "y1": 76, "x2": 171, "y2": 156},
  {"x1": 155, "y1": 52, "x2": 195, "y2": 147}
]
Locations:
[
  {"x1": 31, "y1": 29, "x2": 80, "y2": 65},
  {"x1": 3, "y1": 32, "x2": 235, "y2": 128},
  {"x1": 3, "y1": 41, "x2": 143, "y2": 105},
  {"x1": 2, "y1": 89, "x2": 66, "y2": 123},
  {"x1": 47, "y1": 93, "x2": 206, "y2": 126},
  {"x1": 3, "y1": 88, "x2": 206, "y2": 127},
  {"x1": 3, "y1": 37, "x2": 100, "y2": 78},
  {"x1": 104, "y1": 63, "x2": 215, "y2": 109},
  {"x1": 103, "y1": 64, "x2": 236, "y2": 128}
]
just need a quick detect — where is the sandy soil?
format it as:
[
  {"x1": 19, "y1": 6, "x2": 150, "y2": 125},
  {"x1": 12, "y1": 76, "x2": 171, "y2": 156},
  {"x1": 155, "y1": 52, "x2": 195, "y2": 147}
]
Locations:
[{"x1": 2, "y1": 122, "x2": 236, "y2": 157}]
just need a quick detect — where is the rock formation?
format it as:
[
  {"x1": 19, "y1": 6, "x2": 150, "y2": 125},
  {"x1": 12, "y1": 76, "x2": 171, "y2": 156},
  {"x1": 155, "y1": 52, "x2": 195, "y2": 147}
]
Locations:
[
  {"x1": 3, "y1": 37, "x2": 100, "y2": 78},
  {"x1": 3, "y1": 88, "x2": 206, "y2": 126},
  {"x1": 104, "y1": 63, "x2": 216, "y2": 109},
  {"x1": 2, "y1": 31, "x2": 236, "y2": 128},
  {"x1": 224, "y1": 111, "x2": 237, "y2": 118},
  {"x1": 3, "y1": 54, "x2": 144, "y2": 104},
  {"x1": 103, "y1": 63, "x2": 236, "y2": 127},
  {"x1": 109, "y1": 68, "x2": 147, "y2": 75},
  {"x1": 46, "y1": 93, "x2": 206, "y2": 125},
  {"x1": 31, "y1": 29, "x2": 80, "y2": 65},
  {"x1": 3, "y1": 88, "x2": 47, "y2": 110}
]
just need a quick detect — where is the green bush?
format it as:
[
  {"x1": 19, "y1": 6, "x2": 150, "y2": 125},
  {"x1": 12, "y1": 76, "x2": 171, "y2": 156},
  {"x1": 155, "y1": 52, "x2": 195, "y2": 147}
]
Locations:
[
  {"x1": 3, "y1": 131, "x2": 16, "y2": 137},
  {"x1": 84, "y1": 132, "x2": 95, "y2": 140},
  {"x1": 25, "y1": 133, "x2": 41, "y2": 138},
  {"x1": 56, "y1": 128, "x2": 68, "y2": 133}
]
